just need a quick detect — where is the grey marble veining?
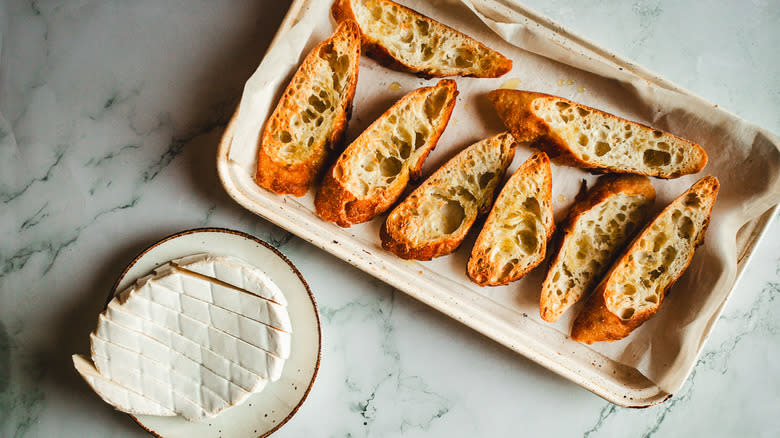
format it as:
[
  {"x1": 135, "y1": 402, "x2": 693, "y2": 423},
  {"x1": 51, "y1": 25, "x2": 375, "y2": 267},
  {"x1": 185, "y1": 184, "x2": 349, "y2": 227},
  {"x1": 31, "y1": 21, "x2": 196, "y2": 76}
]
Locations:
[{"x1": 1, "y1": 0, "x2": 778, "y2": 437}]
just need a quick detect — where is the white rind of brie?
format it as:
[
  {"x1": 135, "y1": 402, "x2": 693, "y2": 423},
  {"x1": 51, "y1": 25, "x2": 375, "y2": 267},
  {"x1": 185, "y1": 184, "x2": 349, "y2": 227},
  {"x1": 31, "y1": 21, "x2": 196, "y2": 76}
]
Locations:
[
  {"x1": 73, "y1": 354, "x2": 177, "y2": 417},
  {"x1": 102, "y1": 302, "x2": 285, "y2": 380},
  {"x1": 117, "y1": 281, "x2": 292, "y2": 358},
  {"x1": 171, "y1": 254, "x2": 288, "y2": 306},
  {"x1": 144, "y1": 265, "x2": 292, "y2": 333},
  {"x1": 73, "y1": 255, "x2": 291, "y2": 421}
]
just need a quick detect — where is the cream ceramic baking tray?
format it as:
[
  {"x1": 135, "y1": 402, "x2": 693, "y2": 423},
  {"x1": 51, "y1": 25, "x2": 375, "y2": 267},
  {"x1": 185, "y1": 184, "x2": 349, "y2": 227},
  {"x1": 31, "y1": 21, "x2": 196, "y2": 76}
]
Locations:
[{"x1": 217, "y1": 0, "x2": 779, "y2": 407}]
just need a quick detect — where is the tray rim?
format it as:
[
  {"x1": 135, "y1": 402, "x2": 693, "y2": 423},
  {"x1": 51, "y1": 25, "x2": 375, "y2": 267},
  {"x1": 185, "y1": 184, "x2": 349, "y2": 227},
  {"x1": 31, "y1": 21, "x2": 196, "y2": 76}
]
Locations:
[{"x1": 216, "y1": 0, "x2": 779, "y2": 408}]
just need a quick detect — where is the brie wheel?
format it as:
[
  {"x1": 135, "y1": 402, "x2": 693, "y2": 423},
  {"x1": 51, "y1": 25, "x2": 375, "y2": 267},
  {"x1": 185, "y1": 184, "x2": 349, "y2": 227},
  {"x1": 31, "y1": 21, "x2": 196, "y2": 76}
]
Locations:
[{"x1": 73, "y1": 255, "x2": 291, "y2": 421}]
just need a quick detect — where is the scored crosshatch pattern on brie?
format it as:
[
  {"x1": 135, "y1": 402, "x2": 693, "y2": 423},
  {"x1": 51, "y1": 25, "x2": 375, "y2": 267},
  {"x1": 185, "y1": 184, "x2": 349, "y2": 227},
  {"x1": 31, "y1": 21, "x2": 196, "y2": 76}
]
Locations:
[
  {"x1": 90, "y1": 334, "x2": 238, "y2": 420},
  {"x1": 74, "y1": 254, "x2": 293, "y2": 421},
  {"x1": 117, "y1": 278, "x2": 292, "y2": 358},
  {"x1": 103, "y1": 301, "x2": 285, "y2": 381},
  {"x1": 172, "y1": 254, "x2": 289, "y2": 306},
  {"x1": 73, "y1": 355, "x2": 178, "y2": 417},
  {"x1": 144, "y1": 265, "x2": 292, "y2": 332},
  {"x1": 94, "y1": 317, "x2": 264, "y2": 395}
]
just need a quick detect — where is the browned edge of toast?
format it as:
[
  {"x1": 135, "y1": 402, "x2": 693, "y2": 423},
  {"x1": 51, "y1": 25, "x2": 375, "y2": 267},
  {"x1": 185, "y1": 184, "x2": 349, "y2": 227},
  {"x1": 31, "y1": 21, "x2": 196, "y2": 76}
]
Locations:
[
  {"x1": 467, "y1": 151, "x2": 555, "y2": 286},
  {"x1": 570, "y1": 175, "x2": 719, "y2": 344},
  {"x1": 315, "y1": 79, "x2": 458, "y2": 227},
  {"x1": 488, "y1": 89, "x2": 708, "y2": 178},
  {"x1": 540, "y1": 174, "x2": 656, "y2": 323},
  {"x1": 380, "y1": 132, "x2": 517, "y2": 260},
  {"x1": 255, "y1": 20, "x2": 361, "y2": 196},
  {"x1": 332, "y1": 0, "x2": 512, "y2": 79}
]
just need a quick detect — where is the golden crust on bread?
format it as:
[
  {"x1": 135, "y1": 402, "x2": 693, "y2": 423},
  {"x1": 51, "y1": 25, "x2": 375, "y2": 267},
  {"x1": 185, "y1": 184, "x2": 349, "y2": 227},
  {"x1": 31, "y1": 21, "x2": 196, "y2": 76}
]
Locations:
[
  {"x1": 570, "y1": 175, "x2": 719, "y2": 344},
  {"x1": 332, "y1": 0, "x2": 512, "y2": 78},
  {"x1": 315, "y1": 79, "x2": 458, "y2": 227},
  {"x1": 467, "y1": 151, "x2": 555, "y2": 286},
  {"x1": 540, "y1": 174, "x2": 655, "y2": 323},
  {"x1": 256, "y1": 20, "x2": 361, "y2": 196},
  {"x1": 381, "y1": 132, "x2": 517, "y2": 260},
  {"x1": 489, "y1": 89, "x2": 708, "y2": 179}
]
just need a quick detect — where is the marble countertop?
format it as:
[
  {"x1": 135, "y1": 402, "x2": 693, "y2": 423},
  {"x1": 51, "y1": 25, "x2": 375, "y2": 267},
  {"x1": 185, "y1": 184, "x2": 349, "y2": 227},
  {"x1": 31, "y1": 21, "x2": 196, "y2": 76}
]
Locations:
[{"x1": 1, "y1": 0, "x2": 777, "y2": 436}]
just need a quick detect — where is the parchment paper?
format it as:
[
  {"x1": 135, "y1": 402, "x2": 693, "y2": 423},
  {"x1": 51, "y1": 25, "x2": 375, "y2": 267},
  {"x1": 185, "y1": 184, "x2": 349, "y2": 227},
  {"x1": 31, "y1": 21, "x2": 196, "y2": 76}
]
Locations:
[{"x1": 228, "y1": 0, "x2": 780, "y2": 394}]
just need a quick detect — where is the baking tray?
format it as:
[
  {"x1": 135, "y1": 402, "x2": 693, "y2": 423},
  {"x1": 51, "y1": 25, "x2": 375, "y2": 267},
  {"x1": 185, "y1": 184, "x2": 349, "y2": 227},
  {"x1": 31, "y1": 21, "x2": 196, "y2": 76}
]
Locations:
[{"x1": 216, "y1": 0, "x2": 778, "y2": 407}]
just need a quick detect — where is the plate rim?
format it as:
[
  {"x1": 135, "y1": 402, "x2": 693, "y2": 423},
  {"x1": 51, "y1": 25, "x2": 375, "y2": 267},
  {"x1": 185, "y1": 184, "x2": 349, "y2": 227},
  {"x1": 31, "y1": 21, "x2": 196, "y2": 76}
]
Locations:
[{"x1": 106, "y1": 227, "x2": 322, "y2": 438}]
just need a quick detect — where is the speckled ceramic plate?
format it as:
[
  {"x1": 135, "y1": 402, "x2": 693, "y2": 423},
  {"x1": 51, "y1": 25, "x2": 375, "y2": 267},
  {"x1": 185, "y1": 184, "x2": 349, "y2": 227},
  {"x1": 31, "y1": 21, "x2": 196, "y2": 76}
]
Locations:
[{"x1": 107, "y1": 228, "x2": 321, "y2": 438}]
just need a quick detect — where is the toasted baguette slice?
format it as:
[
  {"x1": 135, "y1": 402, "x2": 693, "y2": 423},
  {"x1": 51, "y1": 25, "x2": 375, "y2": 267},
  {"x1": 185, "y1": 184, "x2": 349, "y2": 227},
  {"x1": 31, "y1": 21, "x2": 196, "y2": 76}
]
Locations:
[
  {"x1": 381, "y1": 133, "x2": 517, "y2": 260},
  {"x1": 256, "y1": 21, "x2": 361, "y2": 196},
  {"x1": 315, "y1": 79, "x2": 458, "y2": 227},
  {"x1": 467, "y1": 151, "x2": 554, "y2": 286},
  {"x1": 570, "y1": 175, "x2": 719, "y2": 344},
  {"x1": 540, "y1": 175, "x2": 655, "y2": 323},
  {"x1": 489, "y1": 89, "x2": 708, "y2": 179},
  {"x1": 332, "y1": 0, "x2": 512, "y2": 78}
]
